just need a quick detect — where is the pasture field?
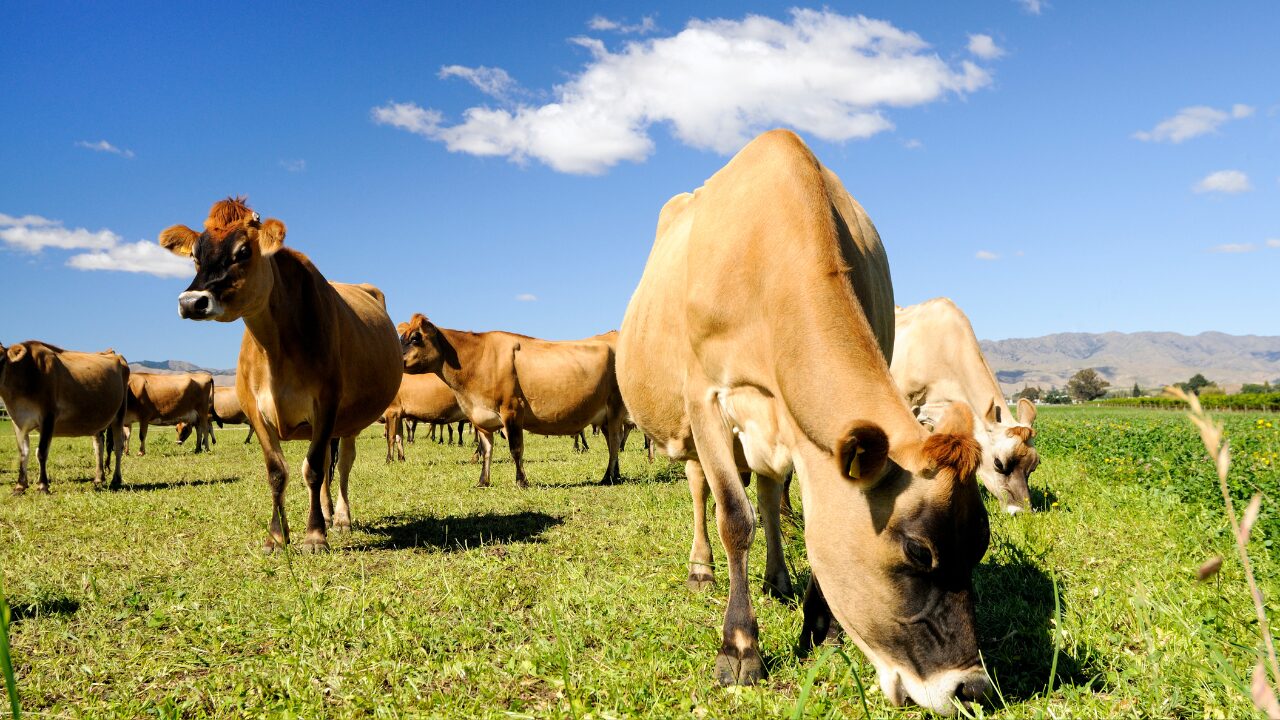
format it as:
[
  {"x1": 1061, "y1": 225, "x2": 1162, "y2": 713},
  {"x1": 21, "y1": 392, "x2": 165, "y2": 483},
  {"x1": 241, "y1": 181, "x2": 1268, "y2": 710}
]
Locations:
[{"x1": 0, "y1": 406, "x2": 1277, "y2": 718}]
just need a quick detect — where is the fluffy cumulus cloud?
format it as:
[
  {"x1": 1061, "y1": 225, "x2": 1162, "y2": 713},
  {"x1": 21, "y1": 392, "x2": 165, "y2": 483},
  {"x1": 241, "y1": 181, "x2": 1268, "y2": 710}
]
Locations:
[
  {"x1": 967, "y1": 34, "x2": 1004, "y2": 59},
  {"x1": 1194, "y1": 170, "x2": 1252, "y2": 194},
  {"x1": 975, "y1": 250, "x2": 999, "y2": 260},
  {"x1": 0, "y1": 212, "x2": 191, "y2": 277},
  {"x1": 372, "y1": 9, "x2": 995, "y2": 174},
  {"x1": 75, "y1": 139, "x2": 135, "y2": 158},
  {"x1": 588, "y1": 15, "x2": 657, "y2": 34},
  {"x1": 1133, "y1": 104, "x2": 1255, "y2": 143}
]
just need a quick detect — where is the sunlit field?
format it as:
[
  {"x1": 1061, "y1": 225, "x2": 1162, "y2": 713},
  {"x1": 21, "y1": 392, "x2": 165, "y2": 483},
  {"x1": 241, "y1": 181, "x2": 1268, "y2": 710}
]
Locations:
[{"x1": 0, "y1": 406, "x2": 1276, "y2": 718}]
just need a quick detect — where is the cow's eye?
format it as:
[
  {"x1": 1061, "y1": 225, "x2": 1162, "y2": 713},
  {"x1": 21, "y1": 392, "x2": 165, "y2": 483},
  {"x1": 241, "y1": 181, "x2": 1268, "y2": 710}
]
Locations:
[
  {"x1": 233, "y1": 244, "x2": 251, "y2": 263},
  {"x1": 903, "y1": 537, "x2": 934, "y2": 569},
  {"x1": 993, "y1": 458, "x2": 1008, "y2": 475}
]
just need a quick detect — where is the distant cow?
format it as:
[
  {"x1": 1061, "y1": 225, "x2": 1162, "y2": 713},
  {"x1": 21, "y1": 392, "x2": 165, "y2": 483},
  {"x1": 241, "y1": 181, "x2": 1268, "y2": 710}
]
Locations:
[
  {"x1": 0, "y1": 341, "x2": 128, "y2": 493},
  {"x1": 616, "y1": 130, "x2": 990, "y2": 712},
  {"x1": 178, "y1": 386, "x2": 256, "y2": 445},
  {"x1": 400, "y1": 316, "x2": 625, "y2": 487},
  {"x1": 384, "y1": 373, "x2": 466, "y2": 462},
  {"x1": 892, "y1": 298, "x2": 1040, "y2": 514},
  {"x1": 124, "y1": 371, "x2": 214, "y2": 455},
  {"x1": 160, "y1": 196, "x2": 401, "y2": 552}
]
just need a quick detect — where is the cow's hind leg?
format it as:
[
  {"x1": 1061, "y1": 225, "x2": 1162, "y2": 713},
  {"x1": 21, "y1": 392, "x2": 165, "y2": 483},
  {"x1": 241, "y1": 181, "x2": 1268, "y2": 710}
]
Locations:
[
  {"x1": 757, "y1": 475, "x2": 795, "y2": 601},
  {"x1": 686, "y1": 460, "x2": 715, "y2": 590},
  {"x1": 476, "y1": 428, "x2": 493, "y2": 487},
  {"x1": 299, "y1": 424, "x2": 338, "y2": 553},
  {"x1": 12, "y1": 425, "x2": 30, "y2": 495},
  {"x1": 689, "y1": 391, "x2": 763, "y2": 686},
  {"x1": 320, "y1": 438, "x2": 338, "y2": 528},
  {"x1": 109, "y1": 412, "x2": 124, "y2": 488},
  {"x1": 137, "y1": 421, "x2": 148, "y2": 456},
  {"x1": 797, "y1": 574, "x2": 842, "y2": 657},
  {"x1": 600, "y1": 411, "x2": 623, "y2": 485},
  {"x1": 508, "y1": 423, "x2": 528, "y2": 488},
  {"x1": 333, "y1": 436, "x2": 356, "y2": 531},
  {"x1": 91, "y1": 431, "x2": 106, "y2": 487}
]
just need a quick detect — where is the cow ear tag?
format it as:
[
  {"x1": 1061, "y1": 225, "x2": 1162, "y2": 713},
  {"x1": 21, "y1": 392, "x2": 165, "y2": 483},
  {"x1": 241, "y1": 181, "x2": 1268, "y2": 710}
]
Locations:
[{"x1": 847, "y1": 445, "x2": 865, "y2": 478}]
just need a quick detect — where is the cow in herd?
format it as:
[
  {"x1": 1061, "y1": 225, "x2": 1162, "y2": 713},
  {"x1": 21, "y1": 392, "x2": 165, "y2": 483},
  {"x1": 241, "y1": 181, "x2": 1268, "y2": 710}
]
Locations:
[{"x1": 3, "y1": 131, "x2": 1056, "y2": 713}]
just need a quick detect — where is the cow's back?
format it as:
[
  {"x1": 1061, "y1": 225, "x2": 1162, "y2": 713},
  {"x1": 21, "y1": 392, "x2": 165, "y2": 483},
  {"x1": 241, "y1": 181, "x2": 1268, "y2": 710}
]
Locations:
[
  {"x1": 892, "y1": 298, "x2": 1004, "y2": 422},
  {"x1": 212, "y1": 386, "x2": 247, "y2": 423}
]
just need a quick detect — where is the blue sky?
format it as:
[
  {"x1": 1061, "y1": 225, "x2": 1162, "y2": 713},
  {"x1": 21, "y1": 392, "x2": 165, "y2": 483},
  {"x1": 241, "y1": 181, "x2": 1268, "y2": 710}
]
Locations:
[{"x1": 1, "y1": 1, "x2": 1276, "y2": 369}]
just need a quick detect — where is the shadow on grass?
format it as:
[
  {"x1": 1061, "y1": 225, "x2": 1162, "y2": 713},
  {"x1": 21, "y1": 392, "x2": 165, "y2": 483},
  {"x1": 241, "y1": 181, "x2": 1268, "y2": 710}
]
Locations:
[
  {"x1": 121, "y1": 476, "x2": 241, "y2": 492},
  {"x1": 355, "y1": 510, "x2": 563, "y2": 551},
  {"x1": 974, "y1": 546, "x2": 1103, "y2": 703},
  {"x1": 1029, "y1": 485, "x2": 1060, "y2": 512},
  {"x1": 9, "y1": 596, "x2": 80, "y2": 622}
]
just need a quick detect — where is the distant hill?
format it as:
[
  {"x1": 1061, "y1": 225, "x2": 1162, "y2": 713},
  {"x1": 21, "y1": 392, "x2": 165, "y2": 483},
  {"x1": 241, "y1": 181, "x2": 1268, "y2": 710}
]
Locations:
[
  {"x1": 980, "y1": 332, "x2": 1280, "y2": 395},
  {"x1": 130, "y1": 360, "x2": 236, "y2": 387}
]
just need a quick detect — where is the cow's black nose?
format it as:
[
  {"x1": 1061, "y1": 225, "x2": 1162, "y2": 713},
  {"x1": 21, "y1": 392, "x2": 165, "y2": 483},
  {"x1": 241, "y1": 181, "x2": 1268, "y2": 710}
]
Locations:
[
  {"x1": 178, "y1": 292, "x2": 212, "y2": 319},
  {"x1": 956, "y1": 675, "x2": 990, "y2": 703}
]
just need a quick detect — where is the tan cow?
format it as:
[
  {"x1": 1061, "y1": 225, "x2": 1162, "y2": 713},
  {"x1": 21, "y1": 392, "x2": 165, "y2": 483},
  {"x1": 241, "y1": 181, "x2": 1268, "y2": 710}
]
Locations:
[
  {"x1": 0, "y1": 341, "x2": 128, "y2": 493},
  {"x1": 123, "y1": 371, "x2": 214, "y2": 455},
  {"x1": 616, "y1": 130, "x2": 990, "y2": 713},
  {"x1": 383, "y1": 372, "x2": 466, "y2": 462},
  {"x1": 159, "y1": 197, "x2": 402, "y2": 552},
  {"x1": 178, "y1": 386, "x2": 256, "y2": 445},
  {"x1": 892, "y1": 298, "x2": 1040, "y2": 514},
  {"x1": 400, "y1": 317, "x2": 625, "y2": 487}
]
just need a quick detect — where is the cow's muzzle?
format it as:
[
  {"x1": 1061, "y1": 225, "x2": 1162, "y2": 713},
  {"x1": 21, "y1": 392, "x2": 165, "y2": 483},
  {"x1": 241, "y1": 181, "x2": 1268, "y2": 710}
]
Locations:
[{"x1": 178, "y1": 290, "x2": 220, "y2": 320}]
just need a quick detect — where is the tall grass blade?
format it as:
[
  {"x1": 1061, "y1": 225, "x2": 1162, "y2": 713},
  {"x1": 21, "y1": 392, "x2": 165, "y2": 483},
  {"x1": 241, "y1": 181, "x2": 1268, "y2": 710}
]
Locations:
[
  {"x1": 1047, "y1": 570, "x2": 1061, "y2": 694},
  {"x1": 0, "y1": 582, "x2": 20, "y2": 719}
]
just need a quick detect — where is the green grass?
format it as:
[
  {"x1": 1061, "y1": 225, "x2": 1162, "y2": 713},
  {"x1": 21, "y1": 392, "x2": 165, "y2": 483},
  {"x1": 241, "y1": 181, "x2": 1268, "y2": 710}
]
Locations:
[{"x1": 0, "y1": 407, "x2": 1276, "y2": 718}]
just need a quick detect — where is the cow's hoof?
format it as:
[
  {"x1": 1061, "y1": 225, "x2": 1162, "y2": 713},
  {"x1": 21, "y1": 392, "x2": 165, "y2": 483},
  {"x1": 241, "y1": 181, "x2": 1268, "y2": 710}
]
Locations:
[
  {"x1": 262, "y1": 537, "x2": 286, "y2": 554},
  {"x1": 108, "y1": 481, "x2": 122, "y2": 491},
  {"x1": 36, "y1": 485, "x2": 51, "y2": 495},
  {"x1": 11, "y1": 486, "x2": 26, "y2": 497},
  {"x1": 763, "y1": 579, "x2": 796, "y2": 603},
  {"x1": 715, "y1": 647, "x2": 765, "y2": 686},
  {"x1": 298, "y1": 539, "x2": 330, "y2": 554},
  {"x1": 687, "y1": 573, "x2": 715, "y2": 591},
  {"x1": 332, "y1": 517, "x2": 352, "y2": 532},
  {"x1": 599, "y1": 476, "x2": 621, "y2": 486}
]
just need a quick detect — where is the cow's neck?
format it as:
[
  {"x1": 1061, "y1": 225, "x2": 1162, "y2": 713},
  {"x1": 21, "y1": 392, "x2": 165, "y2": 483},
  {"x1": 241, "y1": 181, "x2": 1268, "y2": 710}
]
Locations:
[
  {"x1": 240, "y1": 250, "x2": 334, "y2": 378},
  {"x1": 431, "y1": 328, "x2": 484, "y2": 392}
]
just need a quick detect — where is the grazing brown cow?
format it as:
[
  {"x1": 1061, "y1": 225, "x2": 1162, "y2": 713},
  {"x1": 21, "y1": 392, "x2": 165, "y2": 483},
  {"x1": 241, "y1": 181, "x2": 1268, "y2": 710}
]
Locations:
[
  {"x1": 123, "y1": 371, "x2": 214, "y2": 455},
  {"x1": 892, "y1": 298, "x2": 1040, "y2": 514},
  {"x1": 159, "y1": 197, "x2": 402, "y2": 552},
  {"x1": 178, "y1": 386, "x2": 256, "y2": 445},
  {"x1": 400, "y1": 316, "x2": 625, "y2": 487},
  {"x1": 0, "y1": 341, "x2": 128, "y2": 493},
  {"x1": 383, "y1": 372, "x2": 466, "y2": 462},
  {"x1": 616, "y1": 130, "x2": 990, "y2": 713}
]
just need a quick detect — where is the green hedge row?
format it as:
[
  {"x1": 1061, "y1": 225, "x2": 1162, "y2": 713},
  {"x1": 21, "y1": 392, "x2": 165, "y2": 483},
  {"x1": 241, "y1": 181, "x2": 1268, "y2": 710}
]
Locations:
[{"x1": 1098, "y1": 393, "x2": 1280, "y2": 411}]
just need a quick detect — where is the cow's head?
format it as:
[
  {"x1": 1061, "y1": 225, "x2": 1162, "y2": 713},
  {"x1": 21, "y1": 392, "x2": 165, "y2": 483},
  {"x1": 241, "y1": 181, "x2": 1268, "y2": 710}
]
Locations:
[
  {"x1": 0, "y1": 343, "x2": 32, "y2": 392},
  {"x1": 159, "y1": 196, "x2": 286, "y2": 322},
  {"x1": 399, "y1": 314, "x2": 447, "y2": 374},
  {"x1": 981, "y1": 397, "x2": 1039, "y2": 514},
  {"x1": 804, "y1": 401, "x2": 990, "y2": 715}
]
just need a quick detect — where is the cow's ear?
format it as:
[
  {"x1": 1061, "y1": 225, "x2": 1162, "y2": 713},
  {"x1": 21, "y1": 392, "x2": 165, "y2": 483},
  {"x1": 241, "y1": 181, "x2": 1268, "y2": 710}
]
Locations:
[
  {"x1": 7, "y1": 344, "x2": 28, "y2": 363},
  {"x1": 159, "y1": 225, "x2": 200, "y2": 257},
  {"x1": 836, "y1": 422, "x2": 889, "y2": 484},
  {"x1": 257, "y1": 218, "x2": 286, "y2": 255},
  {"x1": 1017, "y1": 397, "x2": 1037, "y2": 426}
]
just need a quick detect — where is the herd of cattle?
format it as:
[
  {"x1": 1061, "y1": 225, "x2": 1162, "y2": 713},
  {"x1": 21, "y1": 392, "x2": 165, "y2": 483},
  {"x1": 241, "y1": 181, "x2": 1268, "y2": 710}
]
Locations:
[{"x1": 0, "y1": 130, "x2": 1045, "y2": 714}]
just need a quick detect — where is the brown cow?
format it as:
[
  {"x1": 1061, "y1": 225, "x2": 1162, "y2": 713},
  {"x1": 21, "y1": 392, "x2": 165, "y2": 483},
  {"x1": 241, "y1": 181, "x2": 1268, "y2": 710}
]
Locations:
[
  {"x1": 159, "y1": 197, "x2": 402, "y2": 552},
  {"x1": 383, "y1": 372, "x2": 466, "y2": 462},
  {"x1": 400, "y1": 317, "x2": 625, "y2": 487},
  {"x1": 123, "y1": 371, "x2": 214, "y2": 455},
  {"x1": 178, "y1": 385, "x2": 256, "y2": 445},
  {"x1": 616, "y1": 130, "x2": 990, "y2": 712},
  {"x1": 0, "y1": 341, "x2": 128, "y2": 493}
]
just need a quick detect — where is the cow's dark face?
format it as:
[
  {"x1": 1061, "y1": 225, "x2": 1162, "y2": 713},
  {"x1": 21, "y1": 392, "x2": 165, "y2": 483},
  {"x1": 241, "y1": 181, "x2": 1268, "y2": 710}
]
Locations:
[
  {"x1": 160, "y1": 216, "x2": 284, "y2": 322},
  {"x1": 399, "y1": 314, "x2": 444, "y2": 374}
]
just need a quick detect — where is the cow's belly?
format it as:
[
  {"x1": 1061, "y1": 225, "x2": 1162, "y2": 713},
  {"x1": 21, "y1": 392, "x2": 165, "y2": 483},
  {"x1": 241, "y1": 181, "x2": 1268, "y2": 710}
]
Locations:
[
  {"x1": 457, "y1": 396, "x2": 503, "y2": 432},
  {"x1": 7, "y1": 399, "x2": 42, "y2": 433},
  {"x1": 714, "y1": 385, "x2": 794, "y2": 480}
]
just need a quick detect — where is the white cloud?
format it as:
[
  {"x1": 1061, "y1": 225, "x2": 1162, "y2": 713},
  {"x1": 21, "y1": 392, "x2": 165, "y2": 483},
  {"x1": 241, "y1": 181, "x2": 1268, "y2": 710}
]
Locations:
[
  {"x1": 1194, "y1": 170, "x2": 1252, "y2": 194},
  {"x1": 373, "y1": 9, "x2": 994, "y2": 174},
  {"x1": 280, "y1": 159, "x2": 306, "y2": 172},
  {"x1": 68, "y1": 241, "x2": 193, "y2": 277},
  {"x1": 439, "y1": 65, "x2": 520, "y2": 101},
  {"x1": 515, "y1": 293, "x2": 538, "y2": 302},
  {"x1": 588, "y1": 15, "x2": 657, "y2": 34},
  {"x1": 1265, "y1": 238, "x2": 1280, "y2": 248},
  {"x1": 0, "y1": 212, "x2": 191, "y2": 277},
  {"x1": 75, "y1": 140, "x2": 135, "y2": 158},
  {"x1": 1017, "y1": 0, "x2": 1046, "y2": 15},
  {"x1": 967, "y1": 34, "x2": 1004, "y2": 59},
  {"x1": 1133, "y1": 104, "x2": 1254, "y2": 143},
  {"x1": 975, "y1": 250, "x2": 1000, "y2": 260},
  {"x1": 904, "y1": 138, "x2": 924, "y2": 149},
  {"x1": 1208, "y1": 243, "x2": 1256, "y2": 253}
]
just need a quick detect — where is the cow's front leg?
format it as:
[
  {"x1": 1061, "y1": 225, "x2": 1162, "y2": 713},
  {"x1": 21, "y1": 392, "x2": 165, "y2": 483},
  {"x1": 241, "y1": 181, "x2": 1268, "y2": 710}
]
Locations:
[
  {"x1": 256, "y1": 422, "x2": 290, "y2": 552},
  {"x1": 35, "y1": 417, "x2": 55, "y2": 494},
  {"x1": 687, "y1": 460, "x2": 715, "y2": 590},
  {"x1": 320, "y1": 438, "x2": 337, "y2": 528},
  {"x1": 299, "y1": 428, "x2": 335, "y2": 552},
  {"x1": 91, "y1": 430, "x2": 106, "y2": 486},
  {"x1": 12, "y1": 425, "x2": 31, "y2": 495},
  {"x1": 757, "y1": 474, "x2": 795, "y2": 601},
  {"x1": 690, "y1": 393, "x2": 763, "y2": 686},
  {"x1": 332, "y1": 436, "x2": 356, "y2": 531}
]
